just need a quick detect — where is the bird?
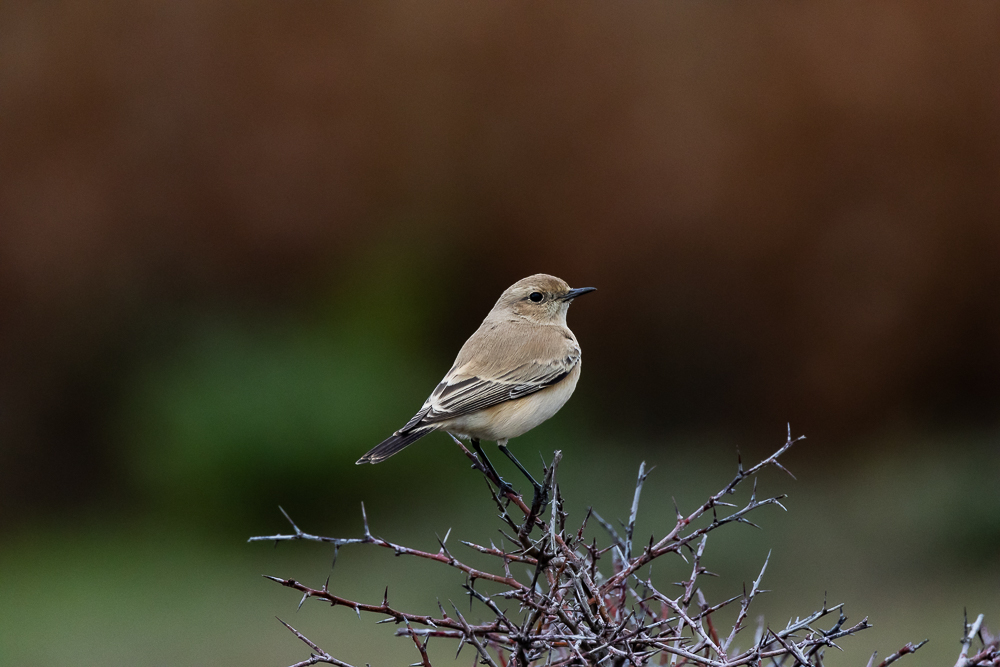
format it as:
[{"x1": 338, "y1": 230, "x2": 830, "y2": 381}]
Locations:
[{"x1": 356, "y1": 273, "x2": 595, "y2": 498}]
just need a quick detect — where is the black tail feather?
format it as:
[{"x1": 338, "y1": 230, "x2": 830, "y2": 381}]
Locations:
[{"x1": 356, "y1": 427, "x2": 434, "y2": 464}]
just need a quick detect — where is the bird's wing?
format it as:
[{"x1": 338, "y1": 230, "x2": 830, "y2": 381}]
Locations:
[{"x1": 398, "y1": 323, "x2": 580, "y2": 432}]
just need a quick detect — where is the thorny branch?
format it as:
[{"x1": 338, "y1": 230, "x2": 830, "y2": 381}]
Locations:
[
  {"x1": 251, "y1": 426, "x2": 973, "y2": 666},
  {"x1": 952, "y1": 613, "x2": 999, "y2": 667}
]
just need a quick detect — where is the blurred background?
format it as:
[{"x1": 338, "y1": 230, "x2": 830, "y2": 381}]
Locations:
[{"x1": 1, "y1": 1, "x2": 998, "y2": 665}]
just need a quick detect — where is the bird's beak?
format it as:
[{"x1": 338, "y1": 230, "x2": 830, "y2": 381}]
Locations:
[{"x1": 560, "y1": 287, "x2": 597, "y2": 301}]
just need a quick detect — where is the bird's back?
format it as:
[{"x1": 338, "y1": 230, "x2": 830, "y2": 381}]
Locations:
[{"x1": 451, "y1": 317, "x2": 579, "y2": 380}]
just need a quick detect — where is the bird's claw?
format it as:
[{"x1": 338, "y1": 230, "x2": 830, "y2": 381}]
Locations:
[
  {"x1": 496, "y1": 477, "x2": 516, "y2": 497},
  {"x1": 531, "y1": 482, "x2": 549, "y2": 512}
]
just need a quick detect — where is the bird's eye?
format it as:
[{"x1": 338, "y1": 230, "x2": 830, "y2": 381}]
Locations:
[{"x1": 529, "y1": 292, "x2": 544, "y2": 303}]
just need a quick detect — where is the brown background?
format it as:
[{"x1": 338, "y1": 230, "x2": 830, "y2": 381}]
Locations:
[{"x1": 1, "y1": 2, "x2": 998, "y2": 665}]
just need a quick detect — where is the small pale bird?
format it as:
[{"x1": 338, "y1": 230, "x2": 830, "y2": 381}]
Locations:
[{"x1": 356, "y1": 274, "x2": 595, "y2": 496}]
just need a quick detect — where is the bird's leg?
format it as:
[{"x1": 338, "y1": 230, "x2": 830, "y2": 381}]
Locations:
[
  {"x1": 471, "y1": 438, "x2": 514, "y2": 496},
  {"x1": 499, "y1": 444, "x2": 548, "y2": 509}
]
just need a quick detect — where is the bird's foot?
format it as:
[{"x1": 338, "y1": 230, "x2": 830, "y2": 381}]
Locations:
[
  {"x1": 496, "y1": 476, "x2": 516, "y2": 498},
  {"x1": 498, "y1": 443, "x2": 547, "y2": 508},
  {"x1": 471, "y1": 462, "x2": 514, "y2": 496},
  {"x1": 530, "y1": 480, "x2": 549, "y2": 513},
  {"x1": 471, "y1": 439, "x2": 516, "y2": 497}
]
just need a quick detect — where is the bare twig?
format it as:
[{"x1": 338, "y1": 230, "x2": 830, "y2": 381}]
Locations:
[
  {"x1": 958, "y1": 614, "x2": 987, "y2": 666},
  {"x1": 253, "y1": 428, "x2": 939, "y2": 667},
  {"x1": 277, "y1": 617, "x2": 356, "y2": 667},
  {"x1": 955, "y1": 614, "x2": 998, "y2": 667},
  {"x1": 624, "y1": 461, "x2": 651, "y2": 561},
  {"x1": 878, "y1": 640, "x2": 928, "y2": 667}
]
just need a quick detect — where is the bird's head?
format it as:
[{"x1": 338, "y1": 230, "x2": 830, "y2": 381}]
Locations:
[{"x1": 491, "y1": 274, "x2": 596, "y2": 325}]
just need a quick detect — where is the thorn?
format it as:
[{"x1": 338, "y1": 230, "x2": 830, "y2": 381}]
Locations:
[
  {"x1": 278, "y1": 505, "x2": 300, "y2": 534},
  {"x1": 263, "y1": 575, "x2": 285, "y2": 583},
  {"x1": 323, "y1": 575, "x2": 330, "y2": 593},
  {"x1": 753, "y1": 551, "x2": 771, "y2": 592},
  {"x1": 331, "y1": 545, "x2": 339, "y2": 570},
  {"x1": 297, "y1": 592, "x2": 309, "y2": 611},
  {"x1": 361, "y1": 502, "x2": 371, "y2": 537},
  {"x1": 772, "y1": 460, "x2": 797, "y2": 480},
  {"x1": 355, "y1": 606, "x2": 362, "y2": 620},
  {"x1": 382, "y1": 586, "x2": 389, "y2": 607},
  {"x1": 436, "y1": 537, "x2": 449, "y2": 558}
]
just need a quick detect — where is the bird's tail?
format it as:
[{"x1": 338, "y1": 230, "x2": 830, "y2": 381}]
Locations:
[{"x1": 356, "y1": 427, "x2": 435, "y2": 464}]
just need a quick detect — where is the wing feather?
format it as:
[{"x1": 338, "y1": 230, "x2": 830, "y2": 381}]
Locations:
[
  {"x1": 409, "y1": 356, "x2": 578, "y2": 428},
  {"x1": 395, "y1": 321, "x2": 581, "y2": 434}
]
